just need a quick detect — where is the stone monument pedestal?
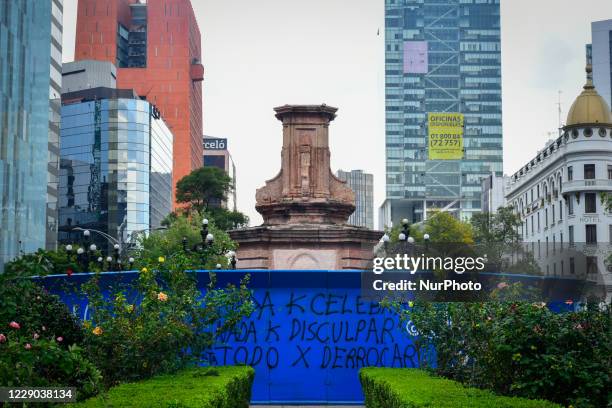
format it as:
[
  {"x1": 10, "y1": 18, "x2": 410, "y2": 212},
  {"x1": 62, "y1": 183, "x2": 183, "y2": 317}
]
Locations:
[{"x1": 229, "y1": 104, "x2": 382, "y2": 270}]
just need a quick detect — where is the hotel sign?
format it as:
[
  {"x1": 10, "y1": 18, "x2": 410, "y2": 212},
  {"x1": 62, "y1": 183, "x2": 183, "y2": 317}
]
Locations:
[
  {"x1": 203, "y1": 138, "x2": 227, "y2": 150},
  {"x1": 428, "y1": 113, "x2": 464, "y2": 160}
]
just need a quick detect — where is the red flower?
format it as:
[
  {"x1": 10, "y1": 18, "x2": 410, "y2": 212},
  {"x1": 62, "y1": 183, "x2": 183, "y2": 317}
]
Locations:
[
  {"x1": 565, "y1": 299, "x2": 573, "y2": 305},
  {"x1": 66, "y1": 268, "x2": 73, "y2": 277},
  {"x1": 0, "y1": 334, "x2": 6, "y2": 343},
  {"x1": 24, "y1": 343, "x2": 32, "y2": 350},
  {"x1": 9, "y1": 321, "x2": 20, "y2": 329}
]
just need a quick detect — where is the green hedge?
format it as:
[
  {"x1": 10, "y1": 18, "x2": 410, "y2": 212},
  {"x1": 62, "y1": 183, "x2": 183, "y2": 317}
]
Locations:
[
  {"x1": 72, "y1": 366, "x2": 254, "y2": 408},
  {"x1": 359, "y1": 368, "x2": 561, "y2": 408}
]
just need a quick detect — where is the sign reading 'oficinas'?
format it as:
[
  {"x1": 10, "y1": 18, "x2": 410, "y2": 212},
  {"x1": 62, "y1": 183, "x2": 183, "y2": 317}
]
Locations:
[{"x1": 428, "y1": 112, "x2": 464, "y2": 160}]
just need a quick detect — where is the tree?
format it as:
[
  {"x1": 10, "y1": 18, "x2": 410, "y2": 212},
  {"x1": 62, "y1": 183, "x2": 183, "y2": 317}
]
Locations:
[
  {"x1": 471, "y1": 206, "x2": 520, "y2": 246},
  {"x1": 135, "y1": 212, "x2": 236, "y2": 270},
  {"x1": 471, "y1": 206, "x2": 540, "y2": 274},
  {"x1": 175, "y1": 167, "x2": 232, "y2": 213}
]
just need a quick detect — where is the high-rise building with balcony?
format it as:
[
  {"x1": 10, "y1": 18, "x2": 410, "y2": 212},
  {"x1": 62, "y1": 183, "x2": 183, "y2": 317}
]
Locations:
[
  {"x1": 74, "y1": 0, "x2": 204, "y2": 205},
  {"x1": 0, "y1": 0, "x2": 61, "y2": 267},
  {"x1": 383, "y1": 0, "x2": 502, "y2": 226}
]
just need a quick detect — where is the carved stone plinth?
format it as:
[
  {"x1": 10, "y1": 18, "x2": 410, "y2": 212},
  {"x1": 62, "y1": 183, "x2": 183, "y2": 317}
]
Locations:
[{"x1": 229, "y1": 104, "x2": 382, "y2": 270}]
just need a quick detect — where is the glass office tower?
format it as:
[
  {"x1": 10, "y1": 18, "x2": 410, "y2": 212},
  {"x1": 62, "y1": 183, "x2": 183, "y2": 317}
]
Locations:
[
  {"x1": 383, "y1": 0, "x2": 502, "y2": 225},
  {"x1": 0, "y1": 1, "x2": 55, "y2": 267},
  {"x1": 58, "y1": 88, "x2": 173, "y2": 251}
]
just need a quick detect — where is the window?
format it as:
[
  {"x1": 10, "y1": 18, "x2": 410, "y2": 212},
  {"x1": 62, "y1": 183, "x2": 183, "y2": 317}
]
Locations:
[
  {"x1": 537, "y1": 212, "x2": 540, "y2": 230},
  {"x1": 610, "y1": 225, "x2": 612, "y2": 242},
  {"x1": 560, "y1": 232, "x2": 563, "y2": 248},
  {"x1": 567, "y1": 166, "x2": 573, "y2": 181},
  {"x1": 545, "y1": 209, "x2": 548, "y2": 227},
  {"x1": 586, "y1": 224, "x2": 597, "y2": 244},
  {"x1": 609, "y1": 165, "x2": 612, "y2": 180},
  {"x1": 584, "y1": 164, "x2": 595, "y2": 179},
  {"x1": 559, "y1": 200, "x2": 563, "y2": 220},
  {"x1": 552, "y1": 204, "x2": 556, "y2": 223},
  {"x1": 569, "y1": 257, "x2": 575, "y2": 274},
  {"x1": 586, "y1": 256, "x2": 598, "y2": 274},
  {"x1": 569, "y1": 225, "x2": 574, "y2": 245},
  {"x1": 585, "y1": 193, "x2": 597, "y2": 213},
  {"x1": 568, "y1": 196, "x2": 574, "y2": 215},
  {"x1": 531, "y1": 215, "x2": 534, "y2": 234}
]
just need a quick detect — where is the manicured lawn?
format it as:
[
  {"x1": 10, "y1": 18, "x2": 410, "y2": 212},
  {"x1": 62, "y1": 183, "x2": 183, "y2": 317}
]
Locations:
[
  {"x1": 360, "y1": 368, "x2": 561, "y2": 408},
  {"x1": 72, "y1": 366, "x2": 254, "y2": 408}
]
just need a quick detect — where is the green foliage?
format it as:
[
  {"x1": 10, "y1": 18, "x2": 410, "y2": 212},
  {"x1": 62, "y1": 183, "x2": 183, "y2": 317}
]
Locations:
[
  {"x1": 423, "y1": 211, "x2": 474, "y2": 245},
  {"x1": 359, "y1": 368, "x2": 561, "y2": 408},
  {"x1": 80, "y1": 256, "x2": 254, "y2": 387},
  {"x1": 471, "y1": 206, "x2": 541, "y2": 274},
  {"x1": 0, "y1": 338, "x2": 102, "y2": 401},
  {"x1": 383, "y1": 289, "x2": 611, "y2": 408},
  {"x1": 206, "y1": 207, "x2": 249, "y2": 231},
  {"x1": 73, "y1": 366, "x2": 254, "y2": 408},
  {"x1": 0, "y1": 275, "x2": 101, "y2": 400},
  {"x1": 135, "y1": 212, "x2": 236, "y2": 270},
  {"x1": 175, "y1": 166, "x2": 232, "y2": 213},
  {"x1": 5, "y1": 248, "x2": 82, "y2": 277},
  {"x1": 0, "y1": 280, "x2": 84, "y2": 347},
  {"x1": 384, "y1": 211, "x2": 473, "y2": 245},
  {"x1": 471, "y1": 206, "x2": 521, "y2": 246}
]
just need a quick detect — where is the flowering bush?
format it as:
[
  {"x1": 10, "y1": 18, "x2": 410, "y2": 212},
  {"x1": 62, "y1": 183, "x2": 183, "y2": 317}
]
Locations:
[
  {"x1": 80, "y1": 254, "x2": 254, "y2": 387},
  {"x1": 0, "y1": 274, "x2": 101, "y2": 399},
  {"x1": 384, "y1": 285, "x2": 611, "y2": 408},
  {"x1": 0, "y1": 334, "x2": 102, "y2": 400}
]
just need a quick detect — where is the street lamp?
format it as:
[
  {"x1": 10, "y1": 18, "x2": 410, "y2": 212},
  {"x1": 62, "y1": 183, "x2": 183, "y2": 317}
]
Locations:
[
  {"x1": 423, "y1": 233, "x2": 430, "y2": 252},
  {"x1": 226, "y1": 250, "x2": 237, "y2": 269}
]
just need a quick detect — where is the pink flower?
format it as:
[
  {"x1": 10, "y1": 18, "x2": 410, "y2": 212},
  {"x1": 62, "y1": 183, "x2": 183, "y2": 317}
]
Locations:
[
  {"x1": 9, "y1": 321, "x2": 20, "y2": 329},
  {"x1": 33, "y1": 333, "x2": 40, "y2": 340},
  {"x1": 574, "y1": 323, "x2": 584, "y2": 330},
  {"x1": 56, "y1": 336, "x2": 63, "y2": 342},
  {"x1": 24, "y1": 343, "x2": 32, "y2": 350},
  {"x1": 0, "y1": 334, "x2": 6, "y2": 343},
  {"x1": 497, "y1": 282, "x2": 509, "y2": 289}
]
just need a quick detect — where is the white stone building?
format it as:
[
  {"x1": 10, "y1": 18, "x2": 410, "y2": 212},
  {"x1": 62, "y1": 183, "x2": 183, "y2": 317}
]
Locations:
[{"x1": 506, "y1": 66, "x2": 612, "y2": 301}]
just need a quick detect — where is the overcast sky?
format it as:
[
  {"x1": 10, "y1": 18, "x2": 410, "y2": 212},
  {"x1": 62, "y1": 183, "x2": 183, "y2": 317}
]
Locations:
[{"x1": 61, "y1": 0, "x2": 612, "y2": 226}]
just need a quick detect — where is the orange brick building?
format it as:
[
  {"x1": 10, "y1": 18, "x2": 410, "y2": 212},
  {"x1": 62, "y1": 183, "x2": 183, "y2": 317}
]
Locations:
[{"x1": 74, "y1": 0, "x2": 204, "y2": 206}]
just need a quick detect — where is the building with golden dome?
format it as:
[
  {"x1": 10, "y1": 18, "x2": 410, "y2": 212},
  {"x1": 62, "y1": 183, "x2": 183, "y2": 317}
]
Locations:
[{"x1": 506, "y1": 66, "x2": 611, "y2": 301}]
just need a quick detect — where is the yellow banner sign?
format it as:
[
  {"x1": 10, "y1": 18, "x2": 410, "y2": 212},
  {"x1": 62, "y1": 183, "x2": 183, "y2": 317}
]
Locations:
[{"x1": 428, "y1": 113, "x2": 464, "y2": 160}]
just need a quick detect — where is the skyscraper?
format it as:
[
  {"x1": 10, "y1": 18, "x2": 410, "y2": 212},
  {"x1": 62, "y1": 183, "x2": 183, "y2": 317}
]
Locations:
[
  {"x1": 58, "y1": 87, "x2": 173, "y2": 252},
  {"x1": 0, "y1": 1, "x2": 60, "y2": 266},
  {"x1": 74, "y1": 0, "x2": 204, "y2": 205},
  {"x1": 337, "y1": 169, "x2": 374, "y2": 229},
  {"x1": 47, "y1": 0, "x2": 64, "y2": 251},
  {"x1": 589, "y1": 19, "x2": 612, "y2": 109},
  {"x1": 383, "y1": 0, "x2": 502, "y2": 226}
]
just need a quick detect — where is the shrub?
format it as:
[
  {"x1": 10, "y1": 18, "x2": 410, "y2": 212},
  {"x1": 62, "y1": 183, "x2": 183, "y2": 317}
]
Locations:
[
  {"x1": 383, "y1": 287, "x2": 611, "y2": 408},
  {"x1": 73, "y1": 366, "x2": 254, "y2": 408},
  {"x1": 0, "y1": 272, "x2": 100, "y2": 400},
  {"x1": 0, "y1": 335, "x2": 102, "y2": 400},
  {"x1": 0, "y1": 279, "x2": 84, "y2": 347},
  {"x1": 359, "y1": 368, "x2": 560, "y2": 408},
  {"x1": 80, "y1": 255, "x2": 254, "y2": 387}
]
